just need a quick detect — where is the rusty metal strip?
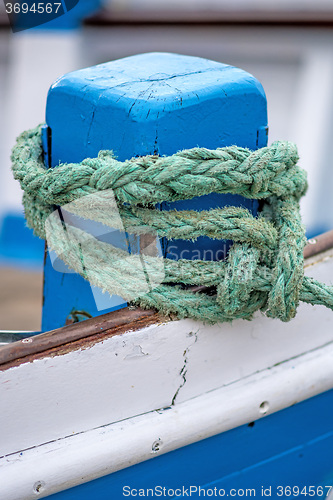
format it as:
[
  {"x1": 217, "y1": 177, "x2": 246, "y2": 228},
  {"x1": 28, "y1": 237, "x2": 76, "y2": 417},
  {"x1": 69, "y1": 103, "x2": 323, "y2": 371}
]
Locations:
[
  {"x1": 1, "y1": 229, "x2": 333, "y2": 369},
  {"x1": 304, "y1": 230, "x2": 333, "y2": 259},
  {"x1": 0, "y1": 308, "x2": 163, "y2": 369}
]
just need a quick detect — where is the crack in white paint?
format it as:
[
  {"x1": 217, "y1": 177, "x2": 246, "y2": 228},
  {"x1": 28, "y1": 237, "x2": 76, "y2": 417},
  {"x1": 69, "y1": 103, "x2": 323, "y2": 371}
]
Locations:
[
  {"x1": 172, "y1": 329, "x2": 199, "y2": 405},
  {"x1": 124, "y1": 345, "x2": 148, "y2": 360}
]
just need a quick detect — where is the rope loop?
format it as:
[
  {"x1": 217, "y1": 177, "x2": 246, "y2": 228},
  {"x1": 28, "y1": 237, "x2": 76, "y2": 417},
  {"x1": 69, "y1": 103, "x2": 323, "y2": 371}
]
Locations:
[{"x1": 11, "y1": 124, "x2": 333, "y2": 324}]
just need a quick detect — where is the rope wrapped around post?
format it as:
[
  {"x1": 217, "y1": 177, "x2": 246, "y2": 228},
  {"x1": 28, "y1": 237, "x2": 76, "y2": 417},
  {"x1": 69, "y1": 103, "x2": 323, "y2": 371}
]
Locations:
[{"x1": 11, "y1": 124, "x2": 333, "y2": 324}]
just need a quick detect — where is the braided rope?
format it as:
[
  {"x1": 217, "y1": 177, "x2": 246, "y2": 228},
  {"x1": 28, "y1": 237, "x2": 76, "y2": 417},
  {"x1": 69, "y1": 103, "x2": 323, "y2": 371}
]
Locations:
[{"x1": 11, "y1": 124, "x2": 333, "y2": 323}]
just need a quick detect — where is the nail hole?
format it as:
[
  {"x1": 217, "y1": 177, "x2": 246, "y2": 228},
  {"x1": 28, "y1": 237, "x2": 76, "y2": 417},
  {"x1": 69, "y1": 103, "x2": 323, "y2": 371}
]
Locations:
[
  {"x1": 22, "y1": 338, "x2": 33, "y2": 343},
  {"x1": 248, "y1": 421, "x2": 255, "y2": 427},
  {"x1": 33, "y1": 481, "x2": 45, "y2": 495},
  {"x1": 259, "y1": 401, "x2": 269, "y2": 414},
  {"x1": 152, "y1": 439, "x2": 163, "y2": 453}
]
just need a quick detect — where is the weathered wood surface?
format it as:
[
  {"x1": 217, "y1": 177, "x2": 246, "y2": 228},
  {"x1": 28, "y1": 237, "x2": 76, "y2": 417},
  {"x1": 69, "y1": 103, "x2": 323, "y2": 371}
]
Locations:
[
  {"x1": 1, "y1": 229, "x2": 331, "y2": 368},
  {"x1": 0, "y1": 238, "x2": 333, "y2": 460},
  {"x1": 2, "y1": 343, "x2": 333, "y2": 499}
]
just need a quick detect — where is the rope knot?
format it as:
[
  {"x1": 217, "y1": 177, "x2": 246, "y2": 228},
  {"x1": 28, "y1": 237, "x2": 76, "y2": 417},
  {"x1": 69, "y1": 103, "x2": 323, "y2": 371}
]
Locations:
[
  {"x1": 11, "y1": 124, "x2": 333, "y2": 324},
  {"x1": 216, "y1": 245, "x2": 265, "y2": 319}
]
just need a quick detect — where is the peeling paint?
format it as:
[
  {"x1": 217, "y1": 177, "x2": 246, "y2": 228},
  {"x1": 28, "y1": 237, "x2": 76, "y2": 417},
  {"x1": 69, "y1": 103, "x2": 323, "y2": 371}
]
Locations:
[{"x1": 124, "y1": 344, "x2": 148, "y2": 360}]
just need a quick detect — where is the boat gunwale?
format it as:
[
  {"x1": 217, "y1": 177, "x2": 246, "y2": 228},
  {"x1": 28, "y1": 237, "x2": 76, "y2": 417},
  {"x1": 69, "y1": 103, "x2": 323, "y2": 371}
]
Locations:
[{"x1": 0, "y1": 228, "x2": 332, "y2": 370}]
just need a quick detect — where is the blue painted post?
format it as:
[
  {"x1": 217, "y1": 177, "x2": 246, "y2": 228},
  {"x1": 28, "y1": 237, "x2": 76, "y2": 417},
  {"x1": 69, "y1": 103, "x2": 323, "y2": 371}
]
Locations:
[{"x1": 42, "y1": 52, "x2": 267, "y2": 332}]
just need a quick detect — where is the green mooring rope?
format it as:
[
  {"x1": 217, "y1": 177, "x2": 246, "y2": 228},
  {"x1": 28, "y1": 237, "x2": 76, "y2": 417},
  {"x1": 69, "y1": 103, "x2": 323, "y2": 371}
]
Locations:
[{"x1": 11, "y1": 124, "x2": 333, "y2": 323}]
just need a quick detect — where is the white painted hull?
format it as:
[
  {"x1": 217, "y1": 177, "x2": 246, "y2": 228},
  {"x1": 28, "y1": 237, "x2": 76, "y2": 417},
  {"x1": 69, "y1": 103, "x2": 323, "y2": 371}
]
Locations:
[{"x1": 1, "y1": 247, "x2": 333, "y2": 498}]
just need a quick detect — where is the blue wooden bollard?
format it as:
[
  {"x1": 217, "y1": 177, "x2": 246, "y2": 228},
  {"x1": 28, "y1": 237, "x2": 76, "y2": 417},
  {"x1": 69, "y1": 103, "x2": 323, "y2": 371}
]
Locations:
[{"x1": 41, "y1": 52, "x2": 267, "y2": 332}]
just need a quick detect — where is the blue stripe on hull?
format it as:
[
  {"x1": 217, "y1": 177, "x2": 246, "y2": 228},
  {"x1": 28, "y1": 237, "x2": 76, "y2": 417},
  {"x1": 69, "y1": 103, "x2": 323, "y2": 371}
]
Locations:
[{"x1": 48, "y1": 388, "x2": 333, "y2": 499}]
